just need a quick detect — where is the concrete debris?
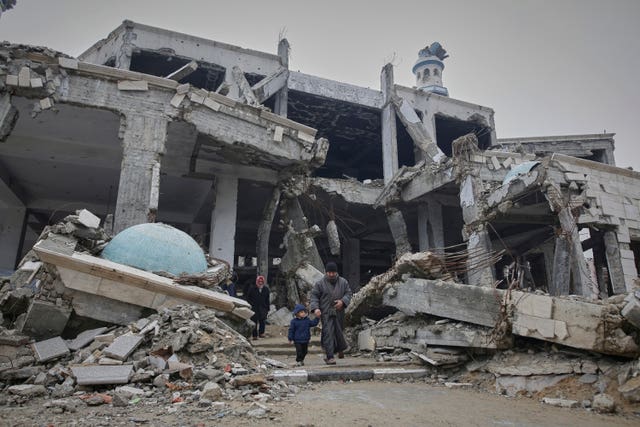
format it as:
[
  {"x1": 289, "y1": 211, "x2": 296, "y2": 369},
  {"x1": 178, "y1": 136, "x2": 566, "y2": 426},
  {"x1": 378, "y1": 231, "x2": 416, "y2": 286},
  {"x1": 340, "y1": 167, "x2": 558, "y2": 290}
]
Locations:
[
  {"x1": 267, "y1": 306, "x2": 293, "y2": 327},
  {"x1": 32, "y1": 336, "x2": 69, "y2": 363},
  {"x1": 541, "y1": 397, "x2": 579, "y2": 408},
  {"x1": 592, "y1": 393, "x2": 616, "y2": 413}
]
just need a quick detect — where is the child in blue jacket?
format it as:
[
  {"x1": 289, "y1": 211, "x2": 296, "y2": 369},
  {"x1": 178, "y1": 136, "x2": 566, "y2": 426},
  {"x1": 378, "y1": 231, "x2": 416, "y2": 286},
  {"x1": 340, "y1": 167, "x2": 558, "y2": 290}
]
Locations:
[{"x1": 288, "y1": 303, "x2": 320, "y2": 366}]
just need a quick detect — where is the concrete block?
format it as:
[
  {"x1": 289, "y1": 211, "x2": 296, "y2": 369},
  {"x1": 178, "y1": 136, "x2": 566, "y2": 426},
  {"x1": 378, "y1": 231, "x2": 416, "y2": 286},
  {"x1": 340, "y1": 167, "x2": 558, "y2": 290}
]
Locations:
[
  {"x1": 372, "y1": 368, "x2": 428, "y2": 380},
  {"x1": 176, "y1": 83, "x2": 190, "y2": 94},
  {"x1": 20, "y1": 300, "x2": 71, "y2": 340},
  {"x1": 170, "y1": 93, "x2": 186, "y2": 108},
  {"x1": 18, "y1": 67, "x2": 31, "y2": 87},
  {"x1": 621, "y1": 297, "x2": 640, "y2": 329},
  {"x1": 30, "y1": 78, "x2": 43, "y2": 88},
  {"x1": 541, "y1": 397, "x2": 579, "y2": 408},
  {"x1": 273, "y1": 126, "x2": 284, "y2": 142},
  {"x1": 358, "y1": 328, "x2": 375, "y2": 352},
  {"x1": 77, "y1": 209, "x2": 100, "y2": 229},
  {"x1": 66, "y1": 327, "x2": 108, "y2": 351},
  {"x1": 58, "y1": 57, "x2": 78, "y2": 69},
  {"x1": 71, "y1": 365, "x2": 133, "y2": 385},
  {"x1": 39, "y1": 98, "x2": 53, "y2": 110},
  {"x1": 103, "y1": 334, "x2": 143, "y2": 361},
  {"x1": 490, "y1": 156, "x2": 501, "y2": 170},
  {"x1": 272, "y1": 370, "x2": 307, "y2": 384},
  {"x1": 267, "y1": 307, "x2": 292, "y2": 327},
  {"x1": 7, "y1": 384, "x2": 47, "y2": 397},
  {"x1": 117, "y1": 80, "x2": 149, "y2": 91},
  {"x1": 203, "y1": 97, "x2": 221, "y2": 111},
  {"x1": 5, "y1": 75, "x2": 18, "y2": 86},
  {"x1": 32, "y1": 337, "x2": 70, "y2": 363},
  {"x1": 189, "y1": 92, "x2": 205, "y2": 104},
  {"x1": 298, "y1": 131, "x2": 315, "y2": 143}
]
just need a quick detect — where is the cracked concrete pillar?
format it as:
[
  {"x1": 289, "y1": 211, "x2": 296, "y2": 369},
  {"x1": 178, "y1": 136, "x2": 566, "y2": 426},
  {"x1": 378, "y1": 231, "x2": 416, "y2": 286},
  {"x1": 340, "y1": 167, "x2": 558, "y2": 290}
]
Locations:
[
  {"x1": 381, "y1": 63, "x2": 398, "y2": 184},
  {"x1": 274, "y1": 38, "x2": 289, "y2": 117},
  {"x1": 342, "y1": 237, "x2": 360, "y2": 291},
  {"x1": 209, "y1": 175, "x2": 239, "y2": 266},
  {"x1": 459, "y1": 175, "x2": 495, "y2": 286},
  {"x1": 113, "y1": 114, "x2": 168, "y2": 234},
  {"x1": 418, "y1": 197, "x2": 444, "y2": 255},
  {"x1": 257, "y1": 186, "x2": 281, "y2": 281},
  {"x1": 386, "y1": 207, "x2": 412, "y2": 259},
  {"x1": 0, "y1": 204, "x2": 26, "y2": 271}
]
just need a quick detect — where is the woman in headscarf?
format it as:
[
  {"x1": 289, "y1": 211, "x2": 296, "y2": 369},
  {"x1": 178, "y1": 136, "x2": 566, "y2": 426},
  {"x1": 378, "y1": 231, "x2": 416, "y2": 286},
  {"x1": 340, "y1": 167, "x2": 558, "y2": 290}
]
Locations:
[{"x1": 246, "y1": 275, "x2": 270, "y2": 339}]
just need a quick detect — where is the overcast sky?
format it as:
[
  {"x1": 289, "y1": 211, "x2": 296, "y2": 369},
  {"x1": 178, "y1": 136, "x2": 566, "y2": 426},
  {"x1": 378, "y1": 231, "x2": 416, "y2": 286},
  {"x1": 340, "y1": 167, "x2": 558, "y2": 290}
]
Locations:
[{"x1": 1, "y1": 0, "x2": 639, "y2": 169}]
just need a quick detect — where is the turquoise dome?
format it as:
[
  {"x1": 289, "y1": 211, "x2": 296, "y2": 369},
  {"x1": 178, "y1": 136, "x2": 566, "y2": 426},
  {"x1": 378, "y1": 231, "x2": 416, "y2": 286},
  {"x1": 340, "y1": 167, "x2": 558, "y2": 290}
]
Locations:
[{"x1": 101, "y1": 223, "x2": 207, "y2": 276}]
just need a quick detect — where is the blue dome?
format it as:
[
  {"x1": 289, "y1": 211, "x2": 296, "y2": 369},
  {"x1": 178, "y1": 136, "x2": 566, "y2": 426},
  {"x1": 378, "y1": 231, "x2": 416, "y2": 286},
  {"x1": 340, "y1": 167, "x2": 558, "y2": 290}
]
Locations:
[{"x1": 101, "y1": 223, "x2": 208, "y2": 276}]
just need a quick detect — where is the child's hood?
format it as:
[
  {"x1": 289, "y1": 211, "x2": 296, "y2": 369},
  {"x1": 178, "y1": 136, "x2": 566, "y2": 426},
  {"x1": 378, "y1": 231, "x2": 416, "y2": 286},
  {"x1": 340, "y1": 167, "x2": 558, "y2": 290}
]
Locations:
[{"x1": 292, "y1": 303, "x2": 307, "y2": 316}]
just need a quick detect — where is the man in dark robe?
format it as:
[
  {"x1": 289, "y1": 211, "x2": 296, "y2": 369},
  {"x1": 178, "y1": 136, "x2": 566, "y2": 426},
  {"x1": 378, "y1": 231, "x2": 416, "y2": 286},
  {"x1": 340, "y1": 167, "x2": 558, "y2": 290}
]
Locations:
[{"x1": 310, "y1": 262, "x2": 352, "y2": 365}]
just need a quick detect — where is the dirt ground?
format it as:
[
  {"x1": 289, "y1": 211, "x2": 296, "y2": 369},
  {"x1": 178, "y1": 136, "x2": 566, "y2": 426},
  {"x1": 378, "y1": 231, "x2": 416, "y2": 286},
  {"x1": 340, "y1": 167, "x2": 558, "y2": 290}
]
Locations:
[{"x1": 1, "y1": 380, "x2": 638, "y2": 427}]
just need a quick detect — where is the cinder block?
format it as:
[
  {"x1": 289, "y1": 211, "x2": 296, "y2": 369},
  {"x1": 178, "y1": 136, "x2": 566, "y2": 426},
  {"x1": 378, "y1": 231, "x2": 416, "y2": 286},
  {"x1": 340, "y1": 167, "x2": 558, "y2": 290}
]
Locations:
[
  {"x1": 71, "y1": 365, "x2": 133, "y2": 385},
  {"x1": 103, "y1": 334, "x2": 143, "y2": 361},
  {"x1": 32, "y1": 337, "x2": 69, "y2": 362}
]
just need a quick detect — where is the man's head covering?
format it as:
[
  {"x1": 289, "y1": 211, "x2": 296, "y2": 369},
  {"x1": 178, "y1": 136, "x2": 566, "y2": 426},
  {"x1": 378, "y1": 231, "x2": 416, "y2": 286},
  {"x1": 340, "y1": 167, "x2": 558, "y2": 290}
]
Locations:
[{"x1": 325, "y1": 262, "x2": 338, "y2": 273}]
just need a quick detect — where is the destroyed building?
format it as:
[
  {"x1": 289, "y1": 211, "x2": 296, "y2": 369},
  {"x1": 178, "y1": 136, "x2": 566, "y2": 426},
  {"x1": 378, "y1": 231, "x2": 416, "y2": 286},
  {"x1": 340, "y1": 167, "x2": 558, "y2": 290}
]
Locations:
[
  {"x1": 1, "y1": 20, "x2": 636, "y2": 300},
  {"x1": 1, "y1": 19, "x2": 640, "y2": 416}
]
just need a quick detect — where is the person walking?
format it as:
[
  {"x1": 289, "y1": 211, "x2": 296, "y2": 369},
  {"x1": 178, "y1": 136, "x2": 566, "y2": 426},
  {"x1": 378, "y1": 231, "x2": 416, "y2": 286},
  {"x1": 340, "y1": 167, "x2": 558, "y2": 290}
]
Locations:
[
  {"x1": 246, "y1": 275, "x2": 270, "y2": 339},
  {"x1": 310, "y1": 262, "x2": 352, "y2": 365},
  {"x1": 288, "y1": 303, "x2": 320, "y2": 366}
]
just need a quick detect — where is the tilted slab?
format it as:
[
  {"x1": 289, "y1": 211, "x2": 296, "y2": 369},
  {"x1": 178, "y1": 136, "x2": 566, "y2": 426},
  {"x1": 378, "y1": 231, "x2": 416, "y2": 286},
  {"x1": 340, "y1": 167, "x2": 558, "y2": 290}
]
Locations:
[
  {"x1": 71, "y1": 365, "x2": 133, "y2": 385},
  {"x1": 33, "y1": 241, "x2": 252, "y2": 318},
  {"x1": 382, "y1": 278, "x2": 638, "y2": 357}
]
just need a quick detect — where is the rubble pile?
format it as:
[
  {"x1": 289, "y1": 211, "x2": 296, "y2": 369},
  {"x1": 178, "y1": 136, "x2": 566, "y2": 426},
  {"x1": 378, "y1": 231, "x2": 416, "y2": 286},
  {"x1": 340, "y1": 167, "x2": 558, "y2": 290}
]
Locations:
[
  {"x1": 0, "y1": 304, "x2": 298, "y2": 418},
  {"x1": 342, "y1": 254, "x2": 640, "y2": 414}
]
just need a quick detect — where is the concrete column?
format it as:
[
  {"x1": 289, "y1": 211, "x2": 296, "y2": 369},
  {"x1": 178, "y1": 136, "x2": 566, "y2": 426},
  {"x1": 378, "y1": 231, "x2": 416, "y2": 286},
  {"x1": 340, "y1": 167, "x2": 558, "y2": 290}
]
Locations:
[
  {"x1": 558, "y1": 208, "x2": 593, "y2": 297},
  {"x1": 604, "y1": 231, "x2": 628, "y2": 294},
  {"x1": 0, "y1": 205, "x2": 26, "y2": 271},
  {"x1": 257, "y1": 186, "x2": 281, "y2": 281},
  {"x1": 591, "y1": 236, "x2": 609, "y2": 298},
  {"x1": 459, "y1": 175, "x2": 495, "y2": 286},
  {"x1": 209, "y1": 175, "x2": 239, "y2": 266},
  {"x1": 342, "y1": 238, "x2": 360, "y2": 291},
  {"x1": 381, "y1": 64, "x2": 398, "y2": 184},
  {"x1": 386, "y1": 207, "x2": 412, "y2": 259},
  {"x1": 274, "y1": 38, "x2": 289, "y2": 117},
  {"x1": 540, "y1": 240, "x2": 555, "y2": 292},
  {"x1": 113, "y1": 114, "x2": 168, "y2": 234},
  {"x1": 550, "y1": 234, "x2": 571, "y2": 296},
  {"x1": 418, "y1": 198, "x2": 444, "y2": 254}
]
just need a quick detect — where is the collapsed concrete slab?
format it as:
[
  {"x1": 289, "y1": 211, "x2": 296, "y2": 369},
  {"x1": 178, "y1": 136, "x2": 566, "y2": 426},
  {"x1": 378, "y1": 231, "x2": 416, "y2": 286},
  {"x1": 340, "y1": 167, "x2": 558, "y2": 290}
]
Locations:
[
  {"x1": 33, "y1": 240, "x2": 253, "y2": 323},
  {"x1": 381, "y1": 278, "x2": 638, "y2": 357}
]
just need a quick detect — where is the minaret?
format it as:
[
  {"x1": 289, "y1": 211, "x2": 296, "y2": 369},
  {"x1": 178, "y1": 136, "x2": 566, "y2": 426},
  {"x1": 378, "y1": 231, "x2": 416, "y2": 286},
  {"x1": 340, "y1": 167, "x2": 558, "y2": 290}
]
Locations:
[{"x1": 413, "y1": 42, "x2": 449, "y2": 96}]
